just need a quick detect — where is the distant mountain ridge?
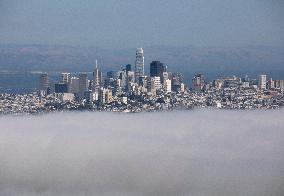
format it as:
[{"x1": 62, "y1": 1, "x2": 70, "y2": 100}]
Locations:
[{"x1": 0, "y1": 44, "x2": 283, "y2": 81}]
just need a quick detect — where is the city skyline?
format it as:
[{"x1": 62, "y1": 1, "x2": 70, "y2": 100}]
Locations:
[
  {"x1": 1, "y1": 2, "x2": 284, "y2": 196},
  {"x1": 1, "y1": 47, "x2": 283, "y2": 115}
]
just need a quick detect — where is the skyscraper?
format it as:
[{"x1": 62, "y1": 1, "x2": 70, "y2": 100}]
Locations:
[
  {"x1": 150, "y1": 76, "x2": 161, "y2": 92},
  {"x1": 93, "y1": 60, "x2": 102, "y2": 89},
  {"x1": 164, "y1": 79, "x2": 172, "y2": 93},
  {"x1": 126, "y1": 64, "x2": 131, "y2": 73},
  {"x1": 192, "y1": 74, "x2": 205, "y2": 91},
  {"x1": 54, "y1": 83, "x2": 68, "y2": 93},
  {"x1": 79, "y1": 73, "x2": 88, "y2": 98},
  {"x1": 39, "y1": 73, "x2": 49, "y2": 91},
  {"x1": 258, "y1": 74, "x2": 267, "y2": 89},
  {"x1": 61, "y1": 72, "x2": 71, "y2": 84},
  {"x1": 69, "y1": 77, "x2": 79, "y2": 94},
  {"x1": 135, "y1": 48, "x2": 144, "y2": 82},
  {"x1": 150, "y1": 61, "x2": 165, "y2": 78}
]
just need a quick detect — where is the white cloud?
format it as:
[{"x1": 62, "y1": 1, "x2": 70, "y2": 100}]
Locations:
[{"x1": 0, "y1": 110, "x2": 283, "y2": 196}]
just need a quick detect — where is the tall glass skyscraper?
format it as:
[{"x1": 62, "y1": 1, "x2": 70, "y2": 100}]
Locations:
[
  {"x1": 150, "y1": 61, "x2": 164, "y2": 78},
  {"x1": 135, "y1": 48, "x2": 144, "y2": 82}
]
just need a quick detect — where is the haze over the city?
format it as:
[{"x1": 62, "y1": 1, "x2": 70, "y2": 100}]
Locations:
[{"x1": 1, "y1": 0, "x2": 284, "y2": 48}]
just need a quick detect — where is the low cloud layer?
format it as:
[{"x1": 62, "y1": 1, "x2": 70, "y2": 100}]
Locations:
[{"x1": 0, "y1": 110, "x2": 284, "y2": 196}]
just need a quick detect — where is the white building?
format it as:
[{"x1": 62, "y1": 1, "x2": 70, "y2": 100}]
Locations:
[
  {"x1": 180, "y1": 83, "x2": 185, "y2": 92},
  {"x1": 162, "y1": 72, "x2": 169, "y2": 84},
  {"x1": 164, "y1": 79, "x2": 171, "y2": 93},
  {"x1": 61, "y1": 72, "x2": 71, "y2": 84},
  {"x1": 57, "y1": 93, "x2": 75, "y2": 102},
  {"x1": 258, "y1": 74, "x2": 267, "y2": 90},
  {"x1": 150, "y1": 77, "x2": 161, "y2": 91}
]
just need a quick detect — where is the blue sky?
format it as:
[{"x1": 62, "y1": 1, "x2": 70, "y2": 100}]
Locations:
[{"x1": 0, "y1": 0, "x2": 283, "y2": 48}]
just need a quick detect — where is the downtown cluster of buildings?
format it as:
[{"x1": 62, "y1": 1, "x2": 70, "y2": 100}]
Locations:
[
  {"x1": 1, "y1": 48, "x2": 284, "y2": 114},
  {"x1": 38, "y1": 48, "x2": 186, "y2": 104}
]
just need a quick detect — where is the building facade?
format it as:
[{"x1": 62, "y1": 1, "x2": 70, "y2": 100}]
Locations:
[
  {"x1": 135, "y1": 48, "x2": 144, "y2": 82},
  {"x1": 258, "y1": 74, "x2": 267, "y2": 90}
]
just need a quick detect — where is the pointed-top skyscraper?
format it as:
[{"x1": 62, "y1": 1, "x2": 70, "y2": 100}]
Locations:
[
  {"x1": 135, "y1": 48, "x2": 144, "y2": 83},
  {"x1": 93, "y1": 60, "x2": 102, "y2": 89}
]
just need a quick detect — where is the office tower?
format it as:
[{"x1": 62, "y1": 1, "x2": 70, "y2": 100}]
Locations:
[
  {"x1": 125, "y1": 71, "x2": 135, "y2": 92},
  {"x1": 135, "y1": 48, "x2": 144, "y2": 82},
  {"x1": 39, "y1": 73, "x2": 49, "y2": 91},
  {"x1": 127, "y1": 71, "x2": 135, "y2": 82},
  {"x1": 138, "y1": 76, "x2": 147, "y2": 87},
  {"x1": 275, "y1": 80, "x2": 284, "y2": 90},
  {"x1": 268, "y1": 78, "x2": 275, "y2": 89},
  {"x1": 79, "y1": 73, "x2": 88, "y2": 98},
  {"x1": 164, "y1": 79, "x2": 172, "y2": 93},
  {"x1": 117, "y1": 70, "x2": 127, "y2": 89},
  {"x1": 83, "y1": 90, "x2": 93, "y2": 103},
  {"x1": 126, "y1": 64, "x2": 131, "y2": 73},
  {"x1": 150, "y1": 76, "x2": 161, "y2": 91},
  {"x1": 192, "y1": 74, "x2": 205, "y2": 91},
  {"x1": 69, "y1": 77, "x2": 80, "y2": 94},
  {"x1": 55, "y1": 83, "x2": 68, "y2": 93},
  {"x1": 107, "y1": 71, "x2": 115, "y2": 79},
  {"x1": 105, "y1": 89, "x2": 113, "y2": 104},
  {"x1": 105, "y1": 71, "x2": 115, "y2": 88},
  {"x1": 162, "y1": 72, "x2": 169, "y2": 83},
  {"x1": 171, "y1": 72, "x2": 183, "y2": 92},
  {"x1": 280, "y1": 80, "x2": 284, "y2": 90},
  {"x1": 93, "y1": 60, "x2": 102, "y2": 89},
  {"x1": 61, "y1": 72, "x2": 71, "y2": 84},
  {"x1": 258, "y1": 74, "x2": 267, "y2": 89},
  {"x1": 150, "y1": 61, "x2": 164, "y2": 78}
]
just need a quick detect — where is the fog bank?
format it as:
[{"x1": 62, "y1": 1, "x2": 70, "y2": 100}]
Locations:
[{"x1": 0, "y1": 110, "x2": 283, "y2": 196}]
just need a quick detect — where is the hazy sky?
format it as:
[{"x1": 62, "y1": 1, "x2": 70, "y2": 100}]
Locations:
[
  {"x1": 0, "y1": 0, "x2": 284, "y2": 48},
  {"x1": 0, "y1": 110, "x2": 284, "y2": 196}
]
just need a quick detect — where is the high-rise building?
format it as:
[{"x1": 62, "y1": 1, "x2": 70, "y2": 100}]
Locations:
[
  {"x1": 162, "y1": 72, "x2": 169, "y2": 83},
  {"x1": 61, "y1": 72, "x2": 71, "y2": 84},
  {"x1": 127, "y1": 71, "x2": 135, "y2": 83},
  {"x1": 107, "y1": 71, "x2": 115, "y2": 79},
  {"x1": 258, "y1": 74, "x2": 267, "y2": 90},
  {"x1": 126, "y1": 64, "x2": 131, "y2": 73},
  {"x1": 150, "y1": 76, "x2": 161, "y2": 92},
  {"x1": 172, "y1": 72, "x2": 183, "y2": 92},
  {"x1": 39, "y1": 73, "x2": 49, "y2": 91},
  {"x1": 93, "y1": 60, "x2": 102, "y2": 89},
  {"x1": 69, "y1": 77, "x2": 80, "y2": 94},
  {"x1": 275, "y1": 80, "x2": 284, "y2": 90},
  {"x1": 117, "y1": 70, "x2": 127, "y2": 89},
  {"x1": 192, "y1": 74, "x2": 205, "y2": 91},
  {"x1": 55, "y1": 83, "x2": 68, "y2": 93},
  {"x1": 268, "y1": 78, "x2": 275, "y2": 89},
  {"x1": 164, "y1": 79, "x2": 172, "y2": 93},
  {"x1": 79, "y1": 73, "x2": 88, "y2": 98},
  {"x1": 135, "y1": 48, "x2": 144, "y2": 82},
  {"x1": 150, "y1": 61, "x2": 165, "y2": 78}
]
